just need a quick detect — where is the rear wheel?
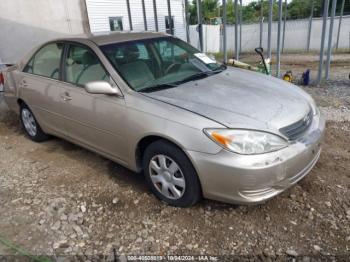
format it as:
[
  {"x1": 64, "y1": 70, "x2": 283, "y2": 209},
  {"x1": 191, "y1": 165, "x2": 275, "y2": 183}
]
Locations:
[
  {"x1": 20, "y1": 104, "x2": 49, "y2": 142},
  {"x1": 143, "y1": 140, "x2": 202, "y2": 207}
]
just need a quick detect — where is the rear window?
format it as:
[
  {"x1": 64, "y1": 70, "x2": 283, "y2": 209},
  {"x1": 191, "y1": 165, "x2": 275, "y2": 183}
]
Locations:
[{"x1": 24, "y1": 43, "x2": 64, "y2": 80}]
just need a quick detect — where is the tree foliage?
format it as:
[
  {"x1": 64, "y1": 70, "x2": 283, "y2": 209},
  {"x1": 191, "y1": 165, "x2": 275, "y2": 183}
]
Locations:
[{"x1": 188, "y1": 0, "x2": 350, "y2": 25}]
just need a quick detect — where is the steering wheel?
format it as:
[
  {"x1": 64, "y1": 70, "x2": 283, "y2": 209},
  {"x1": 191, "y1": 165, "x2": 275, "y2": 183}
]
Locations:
[{"x1": 164, "y1": 62, "x2": 182, "y2": 75}]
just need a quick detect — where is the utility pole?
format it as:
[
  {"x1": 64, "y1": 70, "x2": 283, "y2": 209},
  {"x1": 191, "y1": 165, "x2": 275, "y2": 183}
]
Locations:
[
  {"x1": 316, "y1": 0, "x2": 330, "y2": 85},
  {"x1": 306, "y1": 0, "x2": 314, "y2": 51},
  {"x1": 141, "y1": 0, "x2": 147, "y2": 31},
  {"x1": 184, "y1": 0, "x2": 190, "y2": 43},
  {"x1": 126, "y1": 0, "x2": 133, "y2": 31},
  {"x1": 223, "y1": 0, "x2": 228, "y2": 63},
  {"x1": 276, "y1": 0, "x2": 283, "y2": 77},
  {"x1": 153, "y1": 0, "x2": 159, "y2": 32},
  {"x1": 239, "y1": 0, "x2": 243, "y2": 54},
  {"x1": 259, "y1": 0, "x2": 264, "y2": 48},
  {"x1": 325, "y1": 0, "x2": 338, "y2": 80},
  {"x1": 167, "y1": 0, "x2": 174, "y2": 35},
  {"x1": 235, "y1": 0, "x2": 239, "y2": 59},
  {"x1": 196, "y1": 0, "x2": 203, "y2": 51},
  {"x1": 336, "y1": 0, "x2": 345, "y2": 49},
  {"x1": 267, "y1": 0, "x2": 273, "y2": 59},
  {"x1": 282, "y1": 0, "x2": 287, "y2": 53}
]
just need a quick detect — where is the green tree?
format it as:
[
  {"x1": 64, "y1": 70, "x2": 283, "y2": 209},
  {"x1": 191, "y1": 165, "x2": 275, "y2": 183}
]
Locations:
[
  {"x1": 203, "y1": 0, "x2": 220, "y2": 23},
  {"x1": 189, "y1": 0, "x2": 220, "y2": 24},
  {"x1": 188, "y1": 0, "x2": 350, "y2": 25},
  {"x1": 288, "y1": 0, "x2": 322, "y2": 19}
]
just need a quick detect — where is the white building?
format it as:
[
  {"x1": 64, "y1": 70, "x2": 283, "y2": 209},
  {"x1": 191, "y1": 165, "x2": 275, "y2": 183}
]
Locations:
[
  {"x1": 86, "y1": 0, "x2": 188, "y2": 40},
  {"x1": 0, "y1": 0, "x2": 188, "y2": 63}
]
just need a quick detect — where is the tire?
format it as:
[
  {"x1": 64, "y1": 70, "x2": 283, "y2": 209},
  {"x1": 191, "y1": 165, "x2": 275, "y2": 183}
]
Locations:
[
  {"x1": 143, "y1": 140, "x2": 202, "y2": 207},
  {"x1": 20, "y1": 103, "x2": 49, "y2": 142}
]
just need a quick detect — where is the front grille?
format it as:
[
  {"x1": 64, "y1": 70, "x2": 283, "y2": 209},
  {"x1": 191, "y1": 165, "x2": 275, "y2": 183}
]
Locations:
[{"x1": 280, "y1": 109, "x2": 313, "y2": 140}]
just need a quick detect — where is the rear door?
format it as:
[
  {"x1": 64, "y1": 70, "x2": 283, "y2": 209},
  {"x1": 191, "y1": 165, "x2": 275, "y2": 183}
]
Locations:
[
  {"x1": 20, "y1": 42, "x2": 66, "y2": 136},
  {"x1": 60, "y1": 43, "x2": 128, "y2": 163}
]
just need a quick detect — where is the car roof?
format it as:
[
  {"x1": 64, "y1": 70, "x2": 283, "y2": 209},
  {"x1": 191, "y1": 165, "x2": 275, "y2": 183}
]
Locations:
[{"x1": 57, "y1": 31, "x2": 169, "y2": 46}]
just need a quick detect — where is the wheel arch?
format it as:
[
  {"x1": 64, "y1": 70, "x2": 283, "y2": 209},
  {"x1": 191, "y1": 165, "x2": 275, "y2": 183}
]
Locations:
[
  {"x1": 134, "y1": 134, "x2": 197, "y2": 174},
  {"x1": 17, "y1": 98, "x2": 25, "y2": 107}
]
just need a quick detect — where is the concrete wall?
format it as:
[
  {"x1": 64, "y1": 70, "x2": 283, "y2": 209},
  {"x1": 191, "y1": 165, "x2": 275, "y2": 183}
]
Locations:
[
  {"x1": 0, "y1": 0, "x2": 89, "y2": 63},
  {"x1": 190, "y1": 15, "x2": 350, "y2": 53}
]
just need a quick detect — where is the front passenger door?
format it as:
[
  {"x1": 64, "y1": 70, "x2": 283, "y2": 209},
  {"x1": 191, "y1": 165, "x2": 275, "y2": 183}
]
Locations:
[{"x1": 60, "y1": 43, "x2": 128, "y2": 163}]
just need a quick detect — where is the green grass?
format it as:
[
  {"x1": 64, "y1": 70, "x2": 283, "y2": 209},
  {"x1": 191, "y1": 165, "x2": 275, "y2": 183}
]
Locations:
[{"x1": 0, "y1": 234, "x2": 52, "y2": 262}]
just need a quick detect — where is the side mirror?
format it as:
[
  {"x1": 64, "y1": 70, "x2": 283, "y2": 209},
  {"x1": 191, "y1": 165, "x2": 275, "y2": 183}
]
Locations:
[{"x1": 85, "y1": 81, "x2": 122, "y2": 97}]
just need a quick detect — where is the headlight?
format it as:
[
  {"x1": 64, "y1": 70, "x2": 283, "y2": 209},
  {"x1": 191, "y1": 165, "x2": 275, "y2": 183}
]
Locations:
[{"x1": 204, "y1": 129, "x2": 288, "y2": 155}]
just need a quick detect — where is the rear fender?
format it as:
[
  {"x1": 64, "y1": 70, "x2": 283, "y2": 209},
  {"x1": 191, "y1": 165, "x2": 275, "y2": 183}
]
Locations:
[{"x1": 2, "y1": 64, "x2": 20, "y2": 114}]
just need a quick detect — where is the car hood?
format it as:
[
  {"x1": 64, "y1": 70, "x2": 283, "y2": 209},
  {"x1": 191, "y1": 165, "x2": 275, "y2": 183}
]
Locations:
[{"x1": 144, "y1": 67, "x2": 312, "y2": 131}]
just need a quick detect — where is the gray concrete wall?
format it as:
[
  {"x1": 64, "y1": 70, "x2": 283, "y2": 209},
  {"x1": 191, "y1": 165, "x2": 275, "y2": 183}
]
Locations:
[
  {"x1": 190, "y1": 15, "x2": 350, "y2": 53},
  {"x1": 0, "y1": 0, "x2": 90, "y2": 63}
]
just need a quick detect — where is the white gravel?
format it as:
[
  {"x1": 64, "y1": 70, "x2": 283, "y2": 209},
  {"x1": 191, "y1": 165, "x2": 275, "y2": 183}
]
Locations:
[{"x1": 320, "y1": 106, "x2": 350, "y2": 122}]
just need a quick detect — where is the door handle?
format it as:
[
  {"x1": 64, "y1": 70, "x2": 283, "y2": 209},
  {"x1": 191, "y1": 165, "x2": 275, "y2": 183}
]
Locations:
[
  {"x1": 21, "y1": 80, "x2": 28, "y2": 87},
  {"x1": 63, "y1": 97, "x2": 72, "y2": 101},
  {"x1": 61, "y1": 92, "x2": 72, "y2": 101}
]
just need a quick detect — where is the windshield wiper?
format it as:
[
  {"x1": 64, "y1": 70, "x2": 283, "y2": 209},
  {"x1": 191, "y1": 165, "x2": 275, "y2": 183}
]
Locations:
[
  {"x1": 139, "y1": 83, "x2": 178, "y2": 93},
  {"x1": 139, "y1": 72, "x2": 211, "y2": 93},
  {"x1": 174, "y1": 67, "x2": 226, "y2": 86},
  {"x1": 139, "y1": 67, "x2": 226, "y2": 93},
  {"x1": 172, "y1": 71, "x2": 213, "y2": 86}
]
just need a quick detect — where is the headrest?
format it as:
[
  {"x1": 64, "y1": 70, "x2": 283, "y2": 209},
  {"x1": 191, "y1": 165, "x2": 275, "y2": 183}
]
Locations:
[
  {"x1": 82, "y1": 51, "x2": 98, "y2": 66},
  {"x1": 124, "y1": 45, "x2": 140, "y2": 62}
]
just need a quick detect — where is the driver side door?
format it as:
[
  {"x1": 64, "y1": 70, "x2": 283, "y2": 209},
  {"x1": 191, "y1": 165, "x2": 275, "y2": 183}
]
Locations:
[{"x1": 60, "y1": 43, "x2": 128, "y2": 163}]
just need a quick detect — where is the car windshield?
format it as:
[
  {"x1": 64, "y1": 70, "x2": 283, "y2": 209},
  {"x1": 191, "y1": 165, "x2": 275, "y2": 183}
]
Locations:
[{"x1": 100, "y1": 37, "x2": 226, "y2": 92}]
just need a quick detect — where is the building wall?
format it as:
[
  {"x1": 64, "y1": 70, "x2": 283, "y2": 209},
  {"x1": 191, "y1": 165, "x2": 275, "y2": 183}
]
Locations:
[
  {"x1": 86, "y1": 0, "x2": 187, "y2": 40},
  {"x1": 190, "y1": 15, "x2": 350, "y2": 54},
  {"x1": 0, "y1": 0, "x2": 89, "y2": 63}
]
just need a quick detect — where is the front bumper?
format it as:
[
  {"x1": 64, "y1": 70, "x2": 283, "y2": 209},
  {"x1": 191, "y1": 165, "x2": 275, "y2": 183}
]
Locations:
[{"x1": 187, "y1": 112, "x2": 326, "y2": 204}]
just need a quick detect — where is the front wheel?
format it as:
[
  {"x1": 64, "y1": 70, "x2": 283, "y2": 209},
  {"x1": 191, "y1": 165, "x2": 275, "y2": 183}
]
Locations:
[
  {"x1": 20, "y1": 104, "x2": 49, "y2": 142},
  {"x1": 143, "y1": 140, "x2": 202, "y2": 207}
]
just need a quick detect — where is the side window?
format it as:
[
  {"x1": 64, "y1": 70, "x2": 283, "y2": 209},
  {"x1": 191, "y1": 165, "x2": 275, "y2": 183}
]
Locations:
[
  {"x1": 24, "y1": 43, "x2": 63, "y2": 80},
  {"x1": 165, "y1": 16, "x2": 174, "y2": 35},
  {"x1": 109, "y1": 17, "x2": 123, "y2": 31},
  {"x1": 64, "y1": 45, "x2": 109, "y2": 86}
]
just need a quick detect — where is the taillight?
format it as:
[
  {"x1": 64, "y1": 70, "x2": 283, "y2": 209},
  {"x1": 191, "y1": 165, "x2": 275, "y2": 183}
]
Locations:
[{"x1": 0, "y1": 72, "x2": 4, "y2": 86}]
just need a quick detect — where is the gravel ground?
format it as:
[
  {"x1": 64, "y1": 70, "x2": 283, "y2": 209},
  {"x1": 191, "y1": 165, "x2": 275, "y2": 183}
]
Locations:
[{"x1": 0, "y1": 56, "x2": 349, "y2": 261}]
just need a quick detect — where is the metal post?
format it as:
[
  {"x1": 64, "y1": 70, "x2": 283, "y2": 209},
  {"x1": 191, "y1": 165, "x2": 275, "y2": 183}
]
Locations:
[
  {"x1": 306, "y1": 0, "x2": 314, "y2": 51},
  {"x1": 336, "y1": 0, "x2": 345, "y2": 49},
  {"x1": 235, "y1": 0, "x2": 239, "y2": 59},
  {"x1": 282, "y1": 0, "x2": 287, "y2": 53},
  {"x1": 142, "y1": 0, "x2": 147, "y2": 31},
  {"x1": 316, "y1": 0, "x2": 330, "y2": 85},
  {"x1": 325, "y1": 0, "x2": 338, "y2": 80},
  {"x1": 259, "y1": 0, "x2": 264, "y2": 47},
  {"x1": 267, "y1": 0, "x2": 273, "y2": 59},
  {"x1": 167, "y1": 0, "x2": 174, "y2": 35},
  {"x1": 239, "y1": 0, "x2": 242, "y2": 54},
  {"x1": 223, "y1": 0, "x2": 228, "y2": 63},
  {"x1": 153, "y1": 0, "x2": 159, "y2": 32},
  {"x1": 126, "y1": 0, "x2": 133, "y2": 31},
  {"x1": 276, "y1": 0, "x2": 283, "y2": 77},
  {"x1": 196, "y1": 0, "x2": 203, "y2": 51},
  {"x1": 184, "y1": 0, "x2": 190, "y2": 43}
]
